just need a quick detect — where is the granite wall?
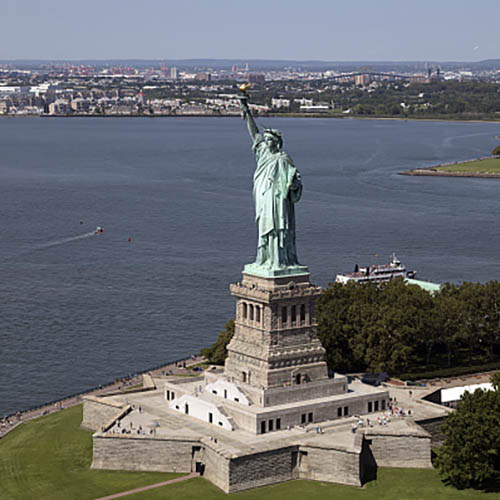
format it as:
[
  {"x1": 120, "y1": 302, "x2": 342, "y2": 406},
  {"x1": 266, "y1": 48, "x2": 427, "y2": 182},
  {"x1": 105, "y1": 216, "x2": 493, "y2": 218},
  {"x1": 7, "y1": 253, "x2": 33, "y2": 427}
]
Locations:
[
  {"x1": 298, "y1": 437, "x2": 363, "y2": 487},
  {"x1": 364, "y1": 427, "x2": 432, "y2": 468},
  {"x1": 203, "y1": 445, "x2": 230, "y2": 492},
  {"x1": 81, "y1": 396, "x2": 124, "y2": 431},
  {"x1": 227, "y1": 446, "x2": 296, "y2": 493},
  {"x1": 92, "y1": 434, "x2": 199, "y2": 472},
  {"x1": 87, "y1": 413, "x2": 432, "y2": 494}
]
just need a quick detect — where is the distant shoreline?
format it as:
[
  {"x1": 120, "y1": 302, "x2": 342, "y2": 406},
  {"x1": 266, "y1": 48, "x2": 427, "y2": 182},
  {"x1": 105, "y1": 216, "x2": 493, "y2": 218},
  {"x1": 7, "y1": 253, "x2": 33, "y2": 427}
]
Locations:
[{"x1": 1, "y1": 113, "x2": 500, "y2": 123}]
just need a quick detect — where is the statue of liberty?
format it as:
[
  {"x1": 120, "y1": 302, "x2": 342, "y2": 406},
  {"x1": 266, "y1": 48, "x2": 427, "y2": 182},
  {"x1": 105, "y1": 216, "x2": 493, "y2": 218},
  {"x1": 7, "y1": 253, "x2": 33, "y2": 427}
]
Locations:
[{"x1": 239, "y1": 87, "x2": 307, "y2": 276}]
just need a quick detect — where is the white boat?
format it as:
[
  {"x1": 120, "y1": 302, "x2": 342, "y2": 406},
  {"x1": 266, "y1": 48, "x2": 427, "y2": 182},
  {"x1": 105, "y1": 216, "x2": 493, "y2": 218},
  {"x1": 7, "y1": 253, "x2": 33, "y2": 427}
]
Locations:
[
  {"x1": 336, "y1": 253, "x2": 416, "y2": 284},
  {"x1": 94, "y1": 226, "x2": 104, "y2": 235}
]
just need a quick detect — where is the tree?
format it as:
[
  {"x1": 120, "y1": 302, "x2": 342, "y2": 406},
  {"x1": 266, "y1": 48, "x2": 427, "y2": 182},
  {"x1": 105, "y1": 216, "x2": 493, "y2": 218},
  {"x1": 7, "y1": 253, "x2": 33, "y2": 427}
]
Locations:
[
  {"x1": 492, "y1": 145, "x2": 500, "y2": 156},
  {"x1": 435, "y1": 379, "x2": 500, "y2": 489},
  {"x1": 434, "y1": 286, "x2": 468, "y2": 367},
  {"x1": 317, "y1": 279, "x2": 437, "y2": 374},
  {"x1": 492, "y1": 371, "x2": 500, "y2": 390},
  {"x1": 199, "y1": 319, "x2": 234, "y2": 365}
]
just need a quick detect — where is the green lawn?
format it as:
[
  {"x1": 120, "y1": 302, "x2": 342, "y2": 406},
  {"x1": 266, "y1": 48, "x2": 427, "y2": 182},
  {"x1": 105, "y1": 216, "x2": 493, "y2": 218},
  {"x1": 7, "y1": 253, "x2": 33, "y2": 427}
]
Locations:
[
  {"x1": 1, "y1": 404, "x2": 499, "y2": 500},
  {"x1": 0, "y1": 405, "x2": 180, "y2": 500},
  {"x1": 436, "y1": 157, "x2": 500, "y2": 174},
  {"x1": 123, "y1": 470, "x2": 500, "y2": 500}
]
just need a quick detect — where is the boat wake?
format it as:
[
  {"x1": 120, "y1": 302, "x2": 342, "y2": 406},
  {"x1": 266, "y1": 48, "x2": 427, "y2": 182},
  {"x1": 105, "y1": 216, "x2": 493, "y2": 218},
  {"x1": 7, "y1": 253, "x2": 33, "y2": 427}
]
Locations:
[{"x1": 34, "y1": 231, "x2": 98, "y2": 250}]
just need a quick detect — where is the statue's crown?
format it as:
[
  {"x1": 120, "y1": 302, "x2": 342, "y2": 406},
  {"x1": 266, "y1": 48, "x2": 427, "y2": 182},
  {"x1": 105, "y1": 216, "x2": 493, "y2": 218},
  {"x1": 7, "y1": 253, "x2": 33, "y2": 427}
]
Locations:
[{"x1": 263, "y1": 128, "x2": 282, "y2": 139}]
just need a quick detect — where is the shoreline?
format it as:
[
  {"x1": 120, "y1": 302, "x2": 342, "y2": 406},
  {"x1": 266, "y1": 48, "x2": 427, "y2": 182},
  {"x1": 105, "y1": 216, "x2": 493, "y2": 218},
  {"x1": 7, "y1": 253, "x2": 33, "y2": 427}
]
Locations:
[
  {"x1": 1, "y1": 113, "x2": 500, "y2": 123},
  {"x1": 0, "y1": 354, "x2": 204, "y2": 439},
  {"x1": 400, "y1": 156, "x2": 500, "y2": 178},
  {"x1": 400, "y1": 170, "x2": 500, "y2": 178}
]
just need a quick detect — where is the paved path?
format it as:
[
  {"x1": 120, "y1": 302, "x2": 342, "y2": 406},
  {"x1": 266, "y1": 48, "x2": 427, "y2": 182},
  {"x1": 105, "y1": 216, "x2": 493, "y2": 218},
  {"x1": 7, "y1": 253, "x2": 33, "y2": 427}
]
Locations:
[{"x1": 95, "y1": 472, "x2": 198, "y2": 499}]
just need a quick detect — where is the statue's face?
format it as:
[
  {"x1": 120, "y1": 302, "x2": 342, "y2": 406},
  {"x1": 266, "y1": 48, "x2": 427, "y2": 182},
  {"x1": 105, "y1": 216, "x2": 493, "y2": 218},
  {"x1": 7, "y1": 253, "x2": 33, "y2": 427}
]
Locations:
[{"x1": 264, "y1": 133, "x2": 280, "y2": 153}]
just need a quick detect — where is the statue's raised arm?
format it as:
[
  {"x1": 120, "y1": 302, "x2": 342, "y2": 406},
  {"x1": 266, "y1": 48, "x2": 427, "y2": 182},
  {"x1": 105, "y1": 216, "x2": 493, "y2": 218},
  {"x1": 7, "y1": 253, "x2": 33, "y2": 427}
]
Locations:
[{"x1": 238, "y1": 84, "x2": 259, "y2": 141}]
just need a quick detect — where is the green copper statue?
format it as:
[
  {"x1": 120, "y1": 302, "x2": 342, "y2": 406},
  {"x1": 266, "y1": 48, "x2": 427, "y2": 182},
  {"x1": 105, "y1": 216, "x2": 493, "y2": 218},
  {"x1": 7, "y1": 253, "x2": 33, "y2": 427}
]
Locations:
[{"x1": 239, "y1": 87, "x2": 307, "y2": 277}]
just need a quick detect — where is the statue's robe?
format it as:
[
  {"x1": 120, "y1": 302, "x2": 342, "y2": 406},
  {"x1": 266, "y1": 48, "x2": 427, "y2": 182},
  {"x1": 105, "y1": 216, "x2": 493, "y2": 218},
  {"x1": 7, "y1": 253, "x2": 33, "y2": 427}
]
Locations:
[{"x1": 252, "y1": 134, "x2": 302, "y2": 268}]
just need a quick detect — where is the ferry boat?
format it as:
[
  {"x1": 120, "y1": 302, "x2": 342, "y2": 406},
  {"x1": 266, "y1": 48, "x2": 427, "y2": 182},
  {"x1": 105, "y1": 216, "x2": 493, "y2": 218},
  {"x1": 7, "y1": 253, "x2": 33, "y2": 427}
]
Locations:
[{"x1": 336, "y1": 253, "x2": 416, "y2": 284}]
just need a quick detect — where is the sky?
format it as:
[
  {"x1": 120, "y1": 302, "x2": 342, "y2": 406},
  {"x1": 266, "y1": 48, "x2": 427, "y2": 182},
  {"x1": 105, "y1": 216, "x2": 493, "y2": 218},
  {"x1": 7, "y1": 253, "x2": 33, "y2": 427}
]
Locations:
[{"x1": 0, "y1": 0, "x2": 499, "y2": 62}]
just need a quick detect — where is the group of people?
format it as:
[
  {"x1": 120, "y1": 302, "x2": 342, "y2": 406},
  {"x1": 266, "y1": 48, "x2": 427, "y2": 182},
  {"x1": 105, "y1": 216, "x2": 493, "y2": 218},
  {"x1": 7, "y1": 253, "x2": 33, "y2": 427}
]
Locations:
[
  {"x1": 351, "y1": 403, "x2": 414, "y2": 433},
  {"x1": 107, "y1": 417, "x2": 156, "y2": 436}
]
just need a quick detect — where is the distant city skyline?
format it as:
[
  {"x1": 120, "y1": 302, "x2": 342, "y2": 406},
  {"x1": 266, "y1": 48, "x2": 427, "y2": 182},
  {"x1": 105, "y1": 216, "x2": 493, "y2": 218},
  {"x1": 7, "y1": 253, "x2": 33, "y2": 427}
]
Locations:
[{"x1": 1, "y1": 0, "x2": 499, "y2": 62}]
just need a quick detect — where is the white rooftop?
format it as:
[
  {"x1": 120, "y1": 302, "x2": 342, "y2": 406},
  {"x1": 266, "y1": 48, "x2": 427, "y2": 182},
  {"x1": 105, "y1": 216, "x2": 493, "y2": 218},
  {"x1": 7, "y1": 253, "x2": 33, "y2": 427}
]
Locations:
[{"x1": 441, "y1": 383, "x2": 493, "y2": 403}]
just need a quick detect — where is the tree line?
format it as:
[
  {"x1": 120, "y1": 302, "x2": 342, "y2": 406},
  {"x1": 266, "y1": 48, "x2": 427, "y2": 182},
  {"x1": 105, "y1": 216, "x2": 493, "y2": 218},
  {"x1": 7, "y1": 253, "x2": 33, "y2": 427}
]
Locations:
[
  {"x1": 318, "y1": 279, "x2": 500, "y2": 377},
  {"x1": 335, "y1": 81, "x2": 500, "y2": 118},
  {"x1": 202, "y1": 279, "x2": 500, "y2": 378}
]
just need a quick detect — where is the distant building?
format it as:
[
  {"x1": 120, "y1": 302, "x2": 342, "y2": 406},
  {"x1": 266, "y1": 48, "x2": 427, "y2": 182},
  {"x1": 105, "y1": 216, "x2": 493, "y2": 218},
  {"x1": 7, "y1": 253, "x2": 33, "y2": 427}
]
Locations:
[
  {"x1": 48, "y1": 99, "x2": 71, "y2": 115},
  {"x1": 196, "y1": 72, "x2": 211, "y2": 81},
  {"x1": 294, "y1": 98, "x2": 313, "y2": 107},
  {"x1": 409, "y1": 75, "x2": 430, "y2": 84},
  {"x1": 70, "y1": 98, "x2": 91, "y2": 112},
  {"x1": 354, "y1": 74, "x2": 371, "y2": 87},
  {"x1": 248, "y1": 73, "x2": 265, "y2": 84},
  {"x1": 0, "y1": 86, "x2": 30, "y2": 95},
  {"x1": 271, "y1": 97, "x2": 290, "y2": 109},
  {"x1": 137, "y1": 91, "x2": 146, "y2": 105},
  {"x1": 300, "y1": 104, "x2": 330, "y2": 113},
  {"x1": 29, "y1": 83, "x2": 59, "y2": 96},
  {"x1": 170, "y1": 67, "x2": 178, "y2": 80}
]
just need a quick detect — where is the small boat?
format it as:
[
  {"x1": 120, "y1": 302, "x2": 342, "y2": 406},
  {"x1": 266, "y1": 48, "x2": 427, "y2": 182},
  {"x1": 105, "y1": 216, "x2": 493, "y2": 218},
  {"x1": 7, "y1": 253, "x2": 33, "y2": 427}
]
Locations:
[{"x1": 95, "y1": 226, "x2": 104, "y2": 235}]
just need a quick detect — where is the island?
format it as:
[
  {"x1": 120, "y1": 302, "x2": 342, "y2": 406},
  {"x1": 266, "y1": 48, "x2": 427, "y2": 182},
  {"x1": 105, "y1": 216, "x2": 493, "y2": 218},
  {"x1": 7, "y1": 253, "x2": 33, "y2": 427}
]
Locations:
[{"x1": 401, "y1": 151, "x2": 500, "y2": 178}]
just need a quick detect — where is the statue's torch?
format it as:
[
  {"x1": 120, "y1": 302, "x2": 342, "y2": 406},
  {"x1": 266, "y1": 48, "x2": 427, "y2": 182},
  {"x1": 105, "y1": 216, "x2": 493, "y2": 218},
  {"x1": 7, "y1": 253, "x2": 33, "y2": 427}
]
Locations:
[{"x1": 238, "y1": 82, "x2": 252, "y2": 119}]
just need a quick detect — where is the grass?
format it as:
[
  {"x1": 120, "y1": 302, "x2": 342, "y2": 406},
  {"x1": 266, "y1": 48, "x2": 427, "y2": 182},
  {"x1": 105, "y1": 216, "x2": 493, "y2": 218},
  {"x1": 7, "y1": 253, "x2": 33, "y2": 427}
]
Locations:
[
  {"x1": 188, "y1": 361, "x2": 211, "y2": 370},
  {"x1": 435, "y1": 157, "x2": 500, "y2": 174},
  {"x1": 1, "y1": 405, "x2": 499, "y2": 500},
  {"x1": 0, "y1": 405, "x2": 181, "y2": 500},
  {"x1": 123, "y1": 470, "x2": 500, "y2": 500}
]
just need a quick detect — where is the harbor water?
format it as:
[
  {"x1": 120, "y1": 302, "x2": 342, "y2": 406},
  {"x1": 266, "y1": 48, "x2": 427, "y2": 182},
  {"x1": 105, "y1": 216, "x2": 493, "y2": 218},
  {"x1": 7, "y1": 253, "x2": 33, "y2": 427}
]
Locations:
[{"x1": 1, "y1": 116, "x2": 499, "y2": 416}]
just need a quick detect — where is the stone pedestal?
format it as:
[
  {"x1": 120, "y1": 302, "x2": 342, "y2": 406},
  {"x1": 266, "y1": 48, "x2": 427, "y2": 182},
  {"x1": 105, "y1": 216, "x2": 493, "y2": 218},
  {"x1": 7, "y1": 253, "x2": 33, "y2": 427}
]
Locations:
[
  {"x1": 161, "y1": 268, "x2": 389, "y2": 435},
  {"x1": 224, "y1": 271, "x2": 331, "y2": 405}
]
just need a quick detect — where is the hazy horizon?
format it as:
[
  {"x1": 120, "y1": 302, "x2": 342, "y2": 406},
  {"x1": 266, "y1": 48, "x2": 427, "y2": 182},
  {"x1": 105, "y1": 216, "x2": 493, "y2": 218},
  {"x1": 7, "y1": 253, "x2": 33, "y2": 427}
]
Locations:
[
  {"x1": 1, "y1": 57, "x2": 499, "y2": 64},
  {"x1": 1, "y1": 0, "x2": 499, "y2": 62}
]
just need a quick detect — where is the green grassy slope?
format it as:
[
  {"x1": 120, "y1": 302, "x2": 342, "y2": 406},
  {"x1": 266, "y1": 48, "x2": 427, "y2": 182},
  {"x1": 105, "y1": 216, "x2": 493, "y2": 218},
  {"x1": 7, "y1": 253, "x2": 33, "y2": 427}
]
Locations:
[
  {"x1": 0, "y1": 405, "x2": 180, "y2": 500},
  {"x1": 436, "y1": 158, "x2": 500, "y2": 173},
  {"x1": 1, "y1": 404, "x2": 499, "y2": 500}
]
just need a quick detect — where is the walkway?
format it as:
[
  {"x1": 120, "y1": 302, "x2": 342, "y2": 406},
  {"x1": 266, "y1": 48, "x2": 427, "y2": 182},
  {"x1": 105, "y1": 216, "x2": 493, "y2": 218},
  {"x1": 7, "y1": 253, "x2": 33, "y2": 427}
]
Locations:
[{"x1": 95, "y1": 472, "x2": 198, "y2": 499}]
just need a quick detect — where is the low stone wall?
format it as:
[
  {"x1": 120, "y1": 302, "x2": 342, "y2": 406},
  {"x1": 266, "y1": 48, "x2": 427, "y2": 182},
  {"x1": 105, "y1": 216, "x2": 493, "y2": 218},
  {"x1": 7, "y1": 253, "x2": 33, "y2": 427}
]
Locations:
[
  {"x1": 364, "y1": 425, "x2": 432, "y2": 468},
  {"x1": 92, "y1": 434, "x2": 199, "y2": 472},
  {"x1": 85, "y1": 400, "x2": 432, "y2": 493},
  {"x1": 228, "y1": 446, "x2": 296, "y2": 493},
  {"x1": 81, "y1": 396, "x2": 124, "y2": 431},
  {"x1": 298, "y1": 440, "x2": 362, "y2": 486},
  {"x1": 203, "y1": 444, "x2": 230, "y2": 492}
]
